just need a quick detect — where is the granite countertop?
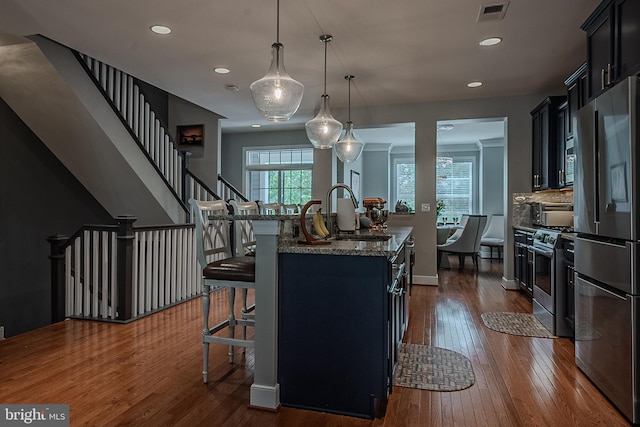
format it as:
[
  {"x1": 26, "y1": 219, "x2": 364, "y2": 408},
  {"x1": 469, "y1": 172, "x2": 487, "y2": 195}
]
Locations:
[{"x1": 279, "y1": 226, "x2": 413, "y2": 257}]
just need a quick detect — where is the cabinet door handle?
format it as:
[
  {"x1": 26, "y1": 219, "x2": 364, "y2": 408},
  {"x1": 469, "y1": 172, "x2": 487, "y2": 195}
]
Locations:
[
  {"x1": 601, "y1": 68, "x2": 606, "y2": 90},
  {"x1": 607, "y1": 63, "x2": 612, "y2": 86},
  {"x1": 558, "y1": 170, "x2": 563, "y2": 185}
]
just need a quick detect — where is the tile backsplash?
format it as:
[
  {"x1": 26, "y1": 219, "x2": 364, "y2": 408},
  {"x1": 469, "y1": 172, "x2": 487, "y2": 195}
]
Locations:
[{"x1": 513, "y1": 190, "x2": 573, "y2": 227}]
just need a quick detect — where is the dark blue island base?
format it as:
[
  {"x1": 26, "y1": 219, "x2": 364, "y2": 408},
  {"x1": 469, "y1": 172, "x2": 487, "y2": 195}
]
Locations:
[{"x1": 278, "y1": 251, "x2": 408, "y2": 419}]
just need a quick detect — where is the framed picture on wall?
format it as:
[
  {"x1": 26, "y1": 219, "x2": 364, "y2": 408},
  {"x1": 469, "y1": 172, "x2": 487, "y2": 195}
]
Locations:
[
  {"x1": 350, "y1": 170, "x2": 361, "y2": 203},
  {"x1": 177, "y1": 124, "x2": 204, "y2": 146}
]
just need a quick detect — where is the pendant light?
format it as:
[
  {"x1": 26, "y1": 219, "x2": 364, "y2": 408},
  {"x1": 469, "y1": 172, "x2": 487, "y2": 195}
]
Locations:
[
  {"x1": 334, "y1": 75, "x2": 364, "y2": 163},
  {"x1": 249, "y1": 0, "x2": 304, "y2": 122},
  {"x1": 305, "y1": 35, "x2": 343, "y2": 149}
]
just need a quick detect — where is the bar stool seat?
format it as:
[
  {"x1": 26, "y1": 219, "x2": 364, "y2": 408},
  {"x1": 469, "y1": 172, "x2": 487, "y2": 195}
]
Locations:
[{"x1": 203, "y1": 256, "x2": 255, "y2": 282}]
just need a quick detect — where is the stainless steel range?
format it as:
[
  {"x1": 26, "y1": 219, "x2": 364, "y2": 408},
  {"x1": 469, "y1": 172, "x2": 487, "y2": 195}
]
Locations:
[{"x1": 531, "y1": 228, "x2": 572, "y2": 337}]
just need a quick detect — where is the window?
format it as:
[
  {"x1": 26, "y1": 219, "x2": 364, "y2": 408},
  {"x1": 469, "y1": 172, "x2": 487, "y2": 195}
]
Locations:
[
  {"x1": 245, "y1": 147, "x2": 313, "y2": 206},
  {"x1": 436, "y1": 158, "x2": 473, "y2": 222},
  {"x1": 394, "y1": 159, "x2": 415, "y2": 211}
]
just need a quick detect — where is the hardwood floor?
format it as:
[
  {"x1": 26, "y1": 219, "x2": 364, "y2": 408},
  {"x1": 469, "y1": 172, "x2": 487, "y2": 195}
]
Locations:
[{"x1": 0, "y1": 258, "x2": 630, "y2": 426}]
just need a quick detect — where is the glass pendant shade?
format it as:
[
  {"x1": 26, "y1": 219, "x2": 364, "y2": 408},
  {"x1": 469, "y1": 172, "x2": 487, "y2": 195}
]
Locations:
[
  {"x1": 305, "y1": 95, "x2": 343, "y2": 149},
  {"x1": 335, "y1": 121, "x2": 364, "y2": 163},
  {"x1": 250, "y1": 43, "x2": 304, "y2": 122}
]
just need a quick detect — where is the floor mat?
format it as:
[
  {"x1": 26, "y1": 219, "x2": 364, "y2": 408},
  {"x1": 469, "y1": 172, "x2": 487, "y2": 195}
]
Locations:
[
  {"x1": 481, "y1": 312, "x2": 557, "y2": 338},
  {"x1": 393, "y1": 344, "x2": 475, "y2": 392}
]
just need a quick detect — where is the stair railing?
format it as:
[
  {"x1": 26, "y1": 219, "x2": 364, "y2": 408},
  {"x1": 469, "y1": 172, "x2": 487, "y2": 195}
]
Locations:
[
  {"x1": 218, "y1": 174, "x2": 249, "y2": 202},
  {"x1": 48, "y1": 216, "x2": 199, "y2": 323},
  {"x1": 74, "y1": 52, "x2": 221, "y2": 213}
]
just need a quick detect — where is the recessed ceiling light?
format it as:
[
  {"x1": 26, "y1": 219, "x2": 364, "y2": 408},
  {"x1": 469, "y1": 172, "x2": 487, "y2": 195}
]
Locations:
[
  {"x1": 214, "y1": 67, "x2": 230, "y2": 74},
  {"x1": 150, "y1": 25, "x2": 172, "y2": 35},
  {"x1": 467, "y1": 81, "x2": 483, "y2": 88},
  {"x1": 251, "y1": 124, "x2": 261, "y2": 128},
  {"x1": 479, "y1": 37, "x2": 503, "y2": 46}
]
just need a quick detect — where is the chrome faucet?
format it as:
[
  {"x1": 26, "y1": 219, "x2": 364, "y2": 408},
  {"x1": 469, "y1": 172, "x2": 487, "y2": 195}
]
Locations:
[{"x1": 325, "y1": 183, "x2": 359, "y2": 236}]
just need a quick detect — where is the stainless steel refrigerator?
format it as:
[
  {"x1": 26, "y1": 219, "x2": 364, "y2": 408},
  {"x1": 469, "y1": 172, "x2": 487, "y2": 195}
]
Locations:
[{"x1": 574, "y1": 76, "x2": 640, "y2": 424}]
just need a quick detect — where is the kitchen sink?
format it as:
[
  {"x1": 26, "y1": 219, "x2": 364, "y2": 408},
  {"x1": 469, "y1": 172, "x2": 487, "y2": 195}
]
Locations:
[{"x1": 332, "y1": 234, "x2": 392, "y2": 242}]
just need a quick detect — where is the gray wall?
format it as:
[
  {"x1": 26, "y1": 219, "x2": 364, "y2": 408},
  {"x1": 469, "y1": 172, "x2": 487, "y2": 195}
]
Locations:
[
  {"x1": 481, "y1": 143, "x2": 505, "y2": 215},
  {"x1": 221, "y1": 130, "x2": 337, "y2": 204},
  {"x1": 363, "y1": 149, "x2": 390, "y2": 202},
  {"x1": 327, "y1": 93, "x2": 540, "y2": 284},
  {"x1": 0, "y1": 98, "x2": 113, "y2": 338},
  {"x1": 168, "y1": 94, "x2": 224, "y2": 191},
  {"x1": 220, "y1": 94, "x2": 545, "y2": 283}
]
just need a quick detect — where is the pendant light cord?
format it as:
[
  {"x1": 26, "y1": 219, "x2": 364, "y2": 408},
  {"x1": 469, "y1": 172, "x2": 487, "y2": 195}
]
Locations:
[
  {"x1": 276, "y1": 0, "x2": 280, "y2": 44},
  {"x1": 323, "y1": 39, "x2": 327, "y2": 95},
  {"x1": 345, "y1": 75, "x2": 354, "y2": 122}
]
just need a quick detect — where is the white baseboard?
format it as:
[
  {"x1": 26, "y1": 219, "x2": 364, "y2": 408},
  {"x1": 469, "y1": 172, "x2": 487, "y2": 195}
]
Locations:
[
  {"x1": 501, "y1": 277, "x2": 519, "y2": 290},
  {"x1": 250, "y1": 383, "x2": 280, "y2": 410},
  {"x1": 413, "y1": 275, "x2": 439, "y2": 286}
]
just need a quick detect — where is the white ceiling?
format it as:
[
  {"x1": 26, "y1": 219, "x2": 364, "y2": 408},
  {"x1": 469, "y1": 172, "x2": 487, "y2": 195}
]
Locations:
[{"x1": 0, "y1": 0, "x2": 599, "y2": 143}]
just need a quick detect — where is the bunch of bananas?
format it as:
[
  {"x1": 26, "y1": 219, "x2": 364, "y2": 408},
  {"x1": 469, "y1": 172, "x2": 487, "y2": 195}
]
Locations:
[{"x1": 312, "y1": 209, "x2": 330, "y2": 238}]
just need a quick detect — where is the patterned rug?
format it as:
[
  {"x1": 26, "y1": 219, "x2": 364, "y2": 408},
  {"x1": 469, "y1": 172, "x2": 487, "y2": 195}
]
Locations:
[
  {"x1": 481, "y1": 312, "x2": 557, "y2": 338},
  {"x1": 393, "y1": 344, "x2": 475, "y2": 392}
]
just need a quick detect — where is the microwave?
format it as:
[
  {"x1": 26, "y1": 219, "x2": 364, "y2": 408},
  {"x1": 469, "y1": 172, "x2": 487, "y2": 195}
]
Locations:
[{"x1": 531, "y1": 202, "x2": 573, "y2": 226}]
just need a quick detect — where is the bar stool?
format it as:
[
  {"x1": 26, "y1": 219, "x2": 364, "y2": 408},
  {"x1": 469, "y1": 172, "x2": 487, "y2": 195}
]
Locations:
[{"x1": 189, "y1": 198, "x2": 256, "y2": 383}]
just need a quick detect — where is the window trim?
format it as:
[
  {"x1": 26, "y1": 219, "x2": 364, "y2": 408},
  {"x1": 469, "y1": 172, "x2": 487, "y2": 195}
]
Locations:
[
  {"x1": 243, "y1": 145, "x2": 313, "y2": 195},
  {"x1": 243, "y1": 145, "x2": 314, "y2": 204},
  {"x1": 392, "y1": 155, "x2": 415, "y2": 211},
  {"x1": 435, "y1": 154, "x2": 478, "y2": 216}
]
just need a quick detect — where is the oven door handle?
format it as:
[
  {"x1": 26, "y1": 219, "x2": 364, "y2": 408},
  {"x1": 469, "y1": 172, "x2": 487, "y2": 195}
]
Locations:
[{"x1": 531, "y1": 246, "x2": 554, "y2": 258}]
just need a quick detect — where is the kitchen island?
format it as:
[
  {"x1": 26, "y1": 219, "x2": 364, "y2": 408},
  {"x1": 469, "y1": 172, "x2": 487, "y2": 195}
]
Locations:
[{"x1": 277, "y1": 226, "x2": 413, "y2": 419}]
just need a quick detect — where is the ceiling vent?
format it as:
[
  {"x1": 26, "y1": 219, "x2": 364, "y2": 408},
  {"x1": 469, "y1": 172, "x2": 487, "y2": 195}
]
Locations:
[{"x1": 477, "y1": 2, "x2": 510, "y2": 22}]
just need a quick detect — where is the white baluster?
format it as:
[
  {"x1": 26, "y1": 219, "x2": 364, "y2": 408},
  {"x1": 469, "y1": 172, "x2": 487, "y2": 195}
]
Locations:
[
  {"x1": 132, "y1": 232, "x2": 139, "y2": 318},
  {"x1": 127, "y1": 76, "x2": 136, "y2": 129},
  {"x1": 145, "y1": 230, "x2": 153, "y2": 313},
  {"x1": 74, "y1": 238, "x2": 81, "y2": 315},
  {"x1": 159, "y1": 230, "x2": 166, "y2": 307},
  {"x1": 101, "y1": 231, "x2": 109, "y2": 318},
  {"x1": 83, "y1": 230, "x2": 91, "y2": 316},
  {"x1": 65, "y1": 246, "x2": 72, "y2": 317},
  {"x1": 92, "y1": 230, "x2": 99, "y2": 316}
]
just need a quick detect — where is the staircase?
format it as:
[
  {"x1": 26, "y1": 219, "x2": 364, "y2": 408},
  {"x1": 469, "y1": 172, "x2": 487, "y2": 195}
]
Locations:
[{"x1": 0, "y1": 34, "x2": 221, "y2": 224}]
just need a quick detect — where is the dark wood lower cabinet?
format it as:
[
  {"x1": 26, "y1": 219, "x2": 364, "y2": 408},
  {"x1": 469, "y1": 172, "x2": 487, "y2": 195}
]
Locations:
[{"x1": 278, "y1": 251, "x2": 407, "y2": 419}]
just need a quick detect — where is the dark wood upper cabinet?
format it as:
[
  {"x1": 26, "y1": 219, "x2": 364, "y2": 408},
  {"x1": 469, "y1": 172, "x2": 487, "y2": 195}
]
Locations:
[
  {"x1": 582, "y1": 0, "x2": 640, "y2": 100},
  {"x1": 563, "y1": 64, "x2": 587, "y2": 188},
  {"x1": 616, "y1": 0, "x2": 640, "y2": 79},
  {"x1": 564, "y1": 63, "x2": 588, "y2": 139},
  {"x1": 531, "y1": 96, "x2": 566, "y2": 191}
]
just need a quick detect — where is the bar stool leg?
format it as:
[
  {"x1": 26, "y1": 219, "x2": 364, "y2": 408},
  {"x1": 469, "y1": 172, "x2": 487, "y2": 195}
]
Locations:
[
  {"x1": 241, "y1": 288, "x2": 248, "y2": 353},
  {"x1": 228, "y1": 287, "x2": 236, "y2": 363},
  {"x1": 202, "y1": 285, "x2": 210, "y2": 383}
]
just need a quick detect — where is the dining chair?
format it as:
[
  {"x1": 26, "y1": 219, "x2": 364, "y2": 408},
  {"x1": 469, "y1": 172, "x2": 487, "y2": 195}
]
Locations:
[
  {"x1": 445, "y1": 214, "x2": 469, "y2": 243},
  {"x1": 189, "y1": 198, "x2": 256, "y2": 383},
  {"x1": 480, "y1": 214, "x2": 504, "y2": 261},
  {"x1": 437, "y1": 215, "x2": 487, "y2": 269}
]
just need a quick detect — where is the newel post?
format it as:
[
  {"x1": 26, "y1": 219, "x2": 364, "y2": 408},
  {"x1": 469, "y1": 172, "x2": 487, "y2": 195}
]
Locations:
[
  {"x1": 116, "y1": 215, "x2": 137, "y2": 321},
  {"x1": 48, "y1": 234, "x2": 68, "y2": 323}
]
